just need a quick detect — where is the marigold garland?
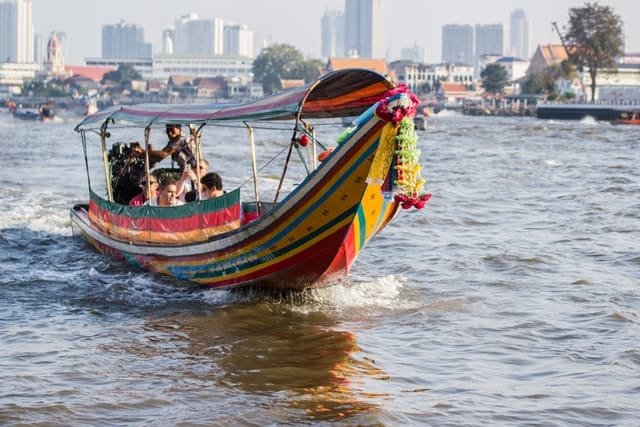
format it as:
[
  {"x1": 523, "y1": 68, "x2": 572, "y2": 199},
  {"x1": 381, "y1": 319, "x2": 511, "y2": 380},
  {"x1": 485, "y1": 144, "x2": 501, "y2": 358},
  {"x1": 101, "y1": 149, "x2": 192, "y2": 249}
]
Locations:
[{"x1": 374, "y1": 85, "x2": 431, "y2": 210}]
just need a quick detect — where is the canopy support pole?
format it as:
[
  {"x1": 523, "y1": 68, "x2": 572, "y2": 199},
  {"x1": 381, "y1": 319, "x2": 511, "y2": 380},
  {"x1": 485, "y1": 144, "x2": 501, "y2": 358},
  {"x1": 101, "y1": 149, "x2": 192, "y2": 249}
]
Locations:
[
  {"x1": 144, "y1": 125, "x2": 152, "y2": 202},
  {"x1": 189, "y1": 123, "x2": 205, "y2": 200},
  {"x1": 80, "y1": 131, "x2": 92, "y2": 194},
  {"x1": 100, "y1": 121, "x2": 113, "y2": 202},
  {"x1": 244, "y1": 122, "x2": 260, "y2": 205}
]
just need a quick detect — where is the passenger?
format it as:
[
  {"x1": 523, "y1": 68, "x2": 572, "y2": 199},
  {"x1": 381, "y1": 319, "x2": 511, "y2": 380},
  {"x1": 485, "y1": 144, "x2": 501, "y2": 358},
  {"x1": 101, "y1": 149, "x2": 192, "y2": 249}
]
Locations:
[
  {"x1": 178, "y1": 158, "x2": 209, "y2": 201},
  {"x1": 134, "y1": 124, "x2": 196, "y2": 170},
  {"x1": 146, "y1": 179, "x2": 184, "y2": 207},
  {"x1": 200, "y1": 172, "x2": 225, "y2": 200},
  {"x1": 128, "y1": 172, "x2": 159, "y2": 206}
]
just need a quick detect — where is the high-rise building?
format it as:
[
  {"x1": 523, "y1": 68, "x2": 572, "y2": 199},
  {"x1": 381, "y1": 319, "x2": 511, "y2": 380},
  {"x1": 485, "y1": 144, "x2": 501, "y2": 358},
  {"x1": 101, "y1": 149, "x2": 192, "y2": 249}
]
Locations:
[
  {"x1": 102, "y1": 20, "x2": 152, "y2": 59},
  {"x1": 162, "y1": 28, "x2": 174, "y2": 55},
  {"x1": 475, "y1": 24, "x2": 503, "y2": 60},
  {"x1": 321, "y1": 9, "x2": 344, "y2": 58},
  {"x1": 173, "y1": 13, "x2": 224, "y2": 56},
  {"x1": 0, "y1": 0, "x2": 34, "y2": 63},
  {"x1": 510, "y1": 9, "x2": 530, "y2": 59},
  {"x1": 344, "y1": 0, "x2": 384, "y2": 58},
  {"x1": 442, "y1": 24, "x2": 474, "y2": 65},
  {"x1": 401, "y1": 43, "x2": 425, "y2": 63},
  {"x1": 224, "y1": 23, "x2": 253, "y2": 58}
]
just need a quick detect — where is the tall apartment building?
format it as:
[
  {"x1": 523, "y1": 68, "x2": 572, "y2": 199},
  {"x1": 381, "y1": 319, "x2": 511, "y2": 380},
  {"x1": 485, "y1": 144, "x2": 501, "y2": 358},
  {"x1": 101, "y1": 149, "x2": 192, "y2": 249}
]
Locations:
[
  {"x1": 401, "y1": 43, "x2": 425, "y2": 63},
  {"x1": 162, "y1": 28, "x2": 174, "y2": 55},
  {"x1": 102, "y1": 20, "x2": 151, "y2": 59},
  {"x1": 223, "y1": 23, "x2": 253, "y2": 58},
  {"x1": 0, "y1": 0, "x2": 33, "y2": 63},
  {"x1": 321, "y1": 9, "x2": 344, "y2": 58},
  {"x1": 442, "y1": 25, "x2": 474, "y2": 65},
  {"x1": 173, "y1": 13, "x2": 224, "y2": 56},
  {"x1": 475, "y1": 24, "x2": 503, "y2": 60},
  {"x1": 510, "y1": 9, "x2": 531, "y2": 59},
  {"x1": 344, "y1": 0, "x2": 385, "y2": 58}
]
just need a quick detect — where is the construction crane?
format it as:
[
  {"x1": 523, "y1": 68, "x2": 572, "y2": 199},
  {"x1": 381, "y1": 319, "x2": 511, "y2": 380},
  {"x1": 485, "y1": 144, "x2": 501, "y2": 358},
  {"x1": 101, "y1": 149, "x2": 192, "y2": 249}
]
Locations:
[
  {"x1": 552, "y1": 21, "x2": 586, "y2": 100},
  {"x1": 552, "y1": 22, "x2": 572, "y2": 60}
]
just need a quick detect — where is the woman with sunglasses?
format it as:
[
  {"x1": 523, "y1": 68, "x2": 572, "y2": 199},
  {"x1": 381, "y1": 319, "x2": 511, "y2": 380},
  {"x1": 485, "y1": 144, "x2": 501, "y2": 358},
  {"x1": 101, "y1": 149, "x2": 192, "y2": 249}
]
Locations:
[{"x1": 128, "y1": 172, "x2": 160, "y2": 206}]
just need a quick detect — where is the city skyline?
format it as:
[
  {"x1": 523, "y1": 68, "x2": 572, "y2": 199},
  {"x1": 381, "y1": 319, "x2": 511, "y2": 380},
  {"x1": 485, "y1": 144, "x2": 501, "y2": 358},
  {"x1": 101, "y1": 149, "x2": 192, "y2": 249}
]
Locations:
[{"x1": 27, "y1": 0, "x2": 640, "y2": 65}]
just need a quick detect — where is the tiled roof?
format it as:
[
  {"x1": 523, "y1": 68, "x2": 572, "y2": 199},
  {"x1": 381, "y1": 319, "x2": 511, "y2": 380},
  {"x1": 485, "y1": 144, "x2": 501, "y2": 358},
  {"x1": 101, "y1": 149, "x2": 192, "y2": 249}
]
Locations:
[
  {"x1": 539, "y1": 44, "x2": 569, "y2": 64},
  {"x1": 168, "y1": 75, "x2": 198, "y2": 85},
  {"x1": 64, "y1": 66, "x2": 115, "y2": 82},
  {"x1": 280, "y1": 79, "x2": 305, "y2": 89},
  {"x1": 326, "y1": 57, "x2": 389, "y2": 75},
  {"x1": 440, "y1": 82, "x2": 467, "y2": 93}
]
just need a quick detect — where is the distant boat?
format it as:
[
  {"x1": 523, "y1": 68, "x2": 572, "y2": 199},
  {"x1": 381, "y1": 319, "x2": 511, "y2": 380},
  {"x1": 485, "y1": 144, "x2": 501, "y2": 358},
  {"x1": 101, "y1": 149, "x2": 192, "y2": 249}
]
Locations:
[
  {"x1": 613, "y1": 109, "x2": 640, "y2": 125},
  {"x1": 6, "y1": 99, "x2": 56, "y2": 121},
  {"x1": 70, "y1": 69, "x2": 431, "y2": 290},
  {"x1": 536, "y1": 103, "x2": 640, "y2": 122}
]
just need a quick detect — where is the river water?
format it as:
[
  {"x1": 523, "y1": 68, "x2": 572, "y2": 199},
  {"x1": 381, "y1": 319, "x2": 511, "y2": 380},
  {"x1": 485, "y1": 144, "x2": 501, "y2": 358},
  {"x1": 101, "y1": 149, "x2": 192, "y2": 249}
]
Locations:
[{"x1": 0, "y1": 112, "x2": 638, "y2": 426}]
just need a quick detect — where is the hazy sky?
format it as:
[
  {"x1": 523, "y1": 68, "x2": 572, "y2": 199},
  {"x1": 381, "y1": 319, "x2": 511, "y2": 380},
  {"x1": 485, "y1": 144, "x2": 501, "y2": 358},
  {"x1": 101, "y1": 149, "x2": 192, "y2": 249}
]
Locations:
[{"x1": 31, "y1": 0, "x2": 640, "y2": 65}]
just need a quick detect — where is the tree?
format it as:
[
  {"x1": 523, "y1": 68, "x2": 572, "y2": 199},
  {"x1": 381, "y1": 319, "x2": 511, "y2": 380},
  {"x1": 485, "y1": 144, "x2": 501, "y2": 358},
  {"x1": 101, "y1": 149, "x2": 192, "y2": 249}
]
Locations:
[
  {"x1": 480, "y1": 63, "x2": 509, "y2": 95},
  {"x1": 20, "y1": 79, "x2": 67, "y2": 97},
  {"x1": 522, "y1": 71, "x2": 559, "y2": 100},
  {"x1": 294, "y1": 59, "x2": 323, "y2": 85},
  {"x1": 101, "y1": 64, "x2": 142, "y2": 85},
  {"x1": 522, "y1": 60, "x2": 576, "y2": 100},
  {"x1": 252, "y1": 43, "x2": 316, "y2": 95},
  {"x1": 419, "y1": 81, "x2": 431, "y2": 96},
  {"x1": 564, "y1": 2, "x2": 624, "y2": 101}
]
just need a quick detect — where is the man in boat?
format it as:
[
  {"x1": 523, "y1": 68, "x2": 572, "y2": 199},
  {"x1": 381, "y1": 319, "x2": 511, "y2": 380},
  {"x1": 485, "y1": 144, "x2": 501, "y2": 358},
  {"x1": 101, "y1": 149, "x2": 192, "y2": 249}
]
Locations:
[
  {"x1": 178, "y1": 158, "x2": 209, "y2": 202},
  {"x1": 146, "y1": 179, "x2": 184, "y2": 207},
  {"x1": 135, "y1": 124, "x2": 196, "y2": 170},
  {"x1": 199, "y1": 172, "x2": 225, "y2": 200}
]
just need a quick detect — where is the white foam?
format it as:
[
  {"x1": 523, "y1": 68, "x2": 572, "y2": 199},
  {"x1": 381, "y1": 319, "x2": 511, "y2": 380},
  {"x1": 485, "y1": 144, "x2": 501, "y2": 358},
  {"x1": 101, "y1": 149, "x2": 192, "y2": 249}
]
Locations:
[
  {"x1": 579, "y1": 115, "x2": 600, "y2": 125},
  {"x1": 0, "y1": 202, "x2": 71, "y2": 236},
  {"x1": 288, "y1": 275, "x2": 426, "y2": 317}
]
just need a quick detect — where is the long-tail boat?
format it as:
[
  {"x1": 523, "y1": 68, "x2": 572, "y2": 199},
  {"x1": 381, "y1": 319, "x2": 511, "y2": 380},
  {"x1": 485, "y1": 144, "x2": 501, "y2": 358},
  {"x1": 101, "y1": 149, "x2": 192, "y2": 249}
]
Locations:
[{"x1": 70, "y1": 68, "x2": 430, "y2": 290}]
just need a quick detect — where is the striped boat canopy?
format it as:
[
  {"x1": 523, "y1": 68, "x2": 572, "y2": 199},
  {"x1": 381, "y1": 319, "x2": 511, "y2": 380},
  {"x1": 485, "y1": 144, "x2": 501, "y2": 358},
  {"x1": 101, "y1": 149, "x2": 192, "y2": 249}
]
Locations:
[{"x1": 75, "y1": 68, "x2": 395, "y2": 131}]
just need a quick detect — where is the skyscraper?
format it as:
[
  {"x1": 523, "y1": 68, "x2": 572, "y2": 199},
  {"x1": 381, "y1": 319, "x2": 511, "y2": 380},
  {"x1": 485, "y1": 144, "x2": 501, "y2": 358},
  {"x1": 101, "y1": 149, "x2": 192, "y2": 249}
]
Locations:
[
  {"x1": 0, "y1": 0, "x2": 34, "y2": 63},
  {"x1": 475, "y1": 24, "x2": 504, "y2": 60},
  {"x1": 510, "y1": 9, "x2": 530, "y2": 59},
  {"x1": 173, "y1": 13, "x2": 224, "y2": 56},
  {"x1": 102, "y1": 20, "x2": 151, "y2": 59},
  {"x1": 162, "y1": 28, "x2": 174, "y2": 55},
  {"x1": 344, "y1": 0, "x2": 384, "y2": 58},
  {"x1": 321, "y1": 9, "x2": 344, "y2": 58},
  {"x1": 442, "y1": 25, "x2": 474, "y2": 65},
  {"x1": 224, "y1": 23, "x2": 253, "y2": 58},
  {"x1": 401, "y1": 43, "x2": 425, "y2": 63}
]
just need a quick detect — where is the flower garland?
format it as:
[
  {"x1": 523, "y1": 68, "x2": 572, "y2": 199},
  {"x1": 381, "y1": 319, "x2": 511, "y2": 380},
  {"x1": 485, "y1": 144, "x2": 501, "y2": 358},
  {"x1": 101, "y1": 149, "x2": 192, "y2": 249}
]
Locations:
[
  {"x1": 375, "y1": 85, "x2": 431, "y2": 210},
  {"x1": 375, "y1": 85, "x2": 420, "y2": 125}
]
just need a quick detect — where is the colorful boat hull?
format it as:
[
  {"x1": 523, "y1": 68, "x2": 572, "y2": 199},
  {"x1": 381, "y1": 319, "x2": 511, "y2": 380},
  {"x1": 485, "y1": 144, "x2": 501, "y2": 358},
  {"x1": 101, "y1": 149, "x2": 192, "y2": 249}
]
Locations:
[
  {"x1": 72, "y1": 113, "x2": 399, "y2": 289},
  {"x1": 70, "y1": 69, "x2": 428, "y2": 290}
]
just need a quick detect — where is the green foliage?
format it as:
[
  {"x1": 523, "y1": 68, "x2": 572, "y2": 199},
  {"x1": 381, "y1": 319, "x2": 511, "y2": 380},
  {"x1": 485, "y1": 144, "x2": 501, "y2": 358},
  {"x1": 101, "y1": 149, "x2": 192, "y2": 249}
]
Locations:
[
  {"x1": 521, "y1": 60, "x2": 577, "y2": 98},
  {"x1": 480, "y1": 63, "x2": 509, "y2": 95},
  {"x1": 252, "y1": 44, "x2": 321, "y2": 95},
  {"x1": 418, "y1": 81, "x2": 431, "y2": 95},
  {"x1": 564, "y1": 2, "x2": 624, "y2": 101},
  {"x1": 522, "y1": 71, "x2": 559, "y2": 98},
  {"x1": 296, "y1": 59, "x2": 323, "y2": 85},
  {"x1": 20, "y1": 80, "x2": 67, "y2": 97},
  {"x1": 101, "y1": 64, "x2": 142, "y2": 84}
]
